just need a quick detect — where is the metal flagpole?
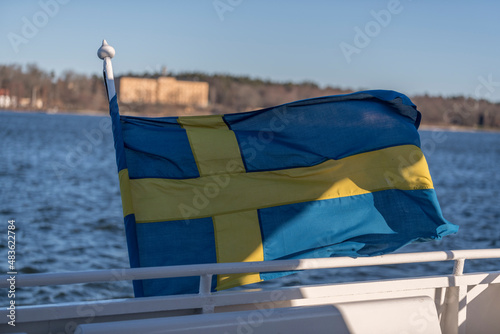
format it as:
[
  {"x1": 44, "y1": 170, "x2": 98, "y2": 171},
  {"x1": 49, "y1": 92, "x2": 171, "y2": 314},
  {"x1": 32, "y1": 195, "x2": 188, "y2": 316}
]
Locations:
[
  {"x1": 97, "y1": 39, "x2": 143, "y2": 295},
  {"x1": 97, "y1": 40, "x2": 116, "y2": 102}
]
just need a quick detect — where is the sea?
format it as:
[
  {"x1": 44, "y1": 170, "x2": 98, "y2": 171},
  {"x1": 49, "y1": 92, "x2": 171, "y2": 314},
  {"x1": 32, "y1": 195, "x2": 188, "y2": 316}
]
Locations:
[{"x1": 0, "y1": 111, "x2": 499, "y2": 306}]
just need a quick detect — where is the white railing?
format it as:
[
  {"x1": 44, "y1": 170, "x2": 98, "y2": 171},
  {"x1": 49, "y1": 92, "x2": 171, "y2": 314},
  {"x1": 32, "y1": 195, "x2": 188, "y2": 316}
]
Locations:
[
  {"x1": 0, "y1": 249, "x2": 499, "y2": 334},
  {"x1": 1, "y1": 249, "x2": 499, "y2": 294}
]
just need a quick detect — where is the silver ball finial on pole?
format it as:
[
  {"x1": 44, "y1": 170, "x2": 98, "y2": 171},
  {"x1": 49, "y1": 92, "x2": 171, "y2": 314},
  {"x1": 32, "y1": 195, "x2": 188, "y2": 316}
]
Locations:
[
  {"x1": 97, "y1": 40, "x2": 115, "y2": 59},
  {"x1": 98, "y1": 39, "x2": 116, "y2": 101}
]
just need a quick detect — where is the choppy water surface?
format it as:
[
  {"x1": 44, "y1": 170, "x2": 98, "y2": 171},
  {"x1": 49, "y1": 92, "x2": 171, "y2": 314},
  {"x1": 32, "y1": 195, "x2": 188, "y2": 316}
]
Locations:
[{"x1": 0, "y1": 111, "x2": 499, "y2": 305}]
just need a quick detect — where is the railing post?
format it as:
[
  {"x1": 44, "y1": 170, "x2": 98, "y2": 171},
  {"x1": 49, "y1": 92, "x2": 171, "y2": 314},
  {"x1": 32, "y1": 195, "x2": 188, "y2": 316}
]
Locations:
[
  {"x1": 440, "y1": 258, "x2": 467, "y2": 334},
  {"x1": 199, "y1": 274, "x2": 213, "y2": 295},
  {"x1": 453, "y1": 259, "x2": 467, "y2": 334},
  {"x1": 199, "y1": 274, "x2": 214, "y2": 313},
  {"x1": 453, "y1": 258, "x2": 465, "y2": 276}
]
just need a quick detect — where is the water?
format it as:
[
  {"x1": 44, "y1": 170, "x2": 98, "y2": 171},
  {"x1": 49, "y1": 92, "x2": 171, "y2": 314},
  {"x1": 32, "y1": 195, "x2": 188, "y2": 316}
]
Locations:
[{"x1": 0, "y1": 111, "x2": 499, "y2": 305}]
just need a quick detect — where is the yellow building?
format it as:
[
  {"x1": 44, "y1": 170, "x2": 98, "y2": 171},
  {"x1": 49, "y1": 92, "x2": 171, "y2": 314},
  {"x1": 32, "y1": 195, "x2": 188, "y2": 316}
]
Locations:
[{"x1": 117, "y1": 77, "x2": 209, "y2": 107}]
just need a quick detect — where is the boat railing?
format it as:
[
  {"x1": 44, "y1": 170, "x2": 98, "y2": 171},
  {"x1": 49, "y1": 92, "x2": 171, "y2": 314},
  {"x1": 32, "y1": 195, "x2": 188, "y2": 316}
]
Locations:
[
  {"x1": 0, "y1": 249, "x2": 499, "y2": 334},
  {"x1": 1, "y1": 248, "x2": 499, "y2": 293}
]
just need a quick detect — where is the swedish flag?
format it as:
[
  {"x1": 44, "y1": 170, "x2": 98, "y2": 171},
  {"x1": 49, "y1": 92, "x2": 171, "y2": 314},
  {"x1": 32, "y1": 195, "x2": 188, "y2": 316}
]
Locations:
[{"x1": 109, "y1": 90, "x2": 458, "y2": 297}]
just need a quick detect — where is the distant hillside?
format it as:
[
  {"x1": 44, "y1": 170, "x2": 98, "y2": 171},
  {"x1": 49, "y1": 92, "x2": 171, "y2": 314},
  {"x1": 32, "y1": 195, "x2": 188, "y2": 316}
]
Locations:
[
  {"x1": 175, "y1": 72, "x2": 351, "y2": 112},
  {"x1": 1, "y1": 64, "x2": 499, "y2": 128},
  {"x1": 412, "y1": 95, "x2": 500, "y2": 128}
]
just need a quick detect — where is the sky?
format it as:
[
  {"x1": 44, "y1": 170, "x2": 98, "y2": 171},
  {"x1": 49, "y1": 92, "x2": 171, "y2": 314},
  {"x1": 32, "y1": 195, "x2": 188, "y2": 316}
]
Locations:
[{"x1": 1, "y1": 0, "x2": 500, "y2": 101}]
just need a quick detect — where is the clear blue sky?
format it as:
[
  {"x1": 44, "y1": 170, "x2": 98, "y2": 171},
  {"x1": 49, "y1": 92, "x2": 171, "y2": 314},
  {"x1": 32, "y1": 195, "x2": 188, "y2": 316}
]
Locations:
[{"x1": 1, "y1": 0, "x2": 500, "y2": 101}]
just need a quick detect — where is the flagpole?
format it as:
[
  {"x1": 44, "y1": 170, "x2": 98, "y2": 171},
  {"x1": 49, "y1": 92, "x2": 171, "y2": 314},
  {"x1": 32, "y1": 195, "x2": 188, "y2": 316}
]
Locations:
[
  {"x1": 97, "y1": 40, "x2": 116, "y2": 102},
  {"x1": 97, "y1": 39, "x2": 142, "y2": 295}
]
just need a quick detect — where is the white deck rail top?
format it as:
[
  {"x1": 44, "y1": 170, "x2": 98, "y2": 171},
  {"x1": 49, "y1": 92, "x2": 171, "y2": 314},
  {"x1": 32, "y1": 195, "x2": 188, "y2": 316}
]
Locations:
[{"x1": 1, "y1": 249, "x2": 499, "y2": 290}]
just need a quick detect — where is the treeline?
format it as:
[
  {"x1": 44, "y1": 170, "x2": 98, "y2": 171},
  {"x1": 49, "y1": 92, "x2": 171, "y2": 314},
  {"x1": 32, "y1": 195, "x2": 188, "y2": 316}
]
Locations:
[
  {"x1": 1, "y1": 64, "x2": 499, "y2": 128},
  {"x1": 0, "y1": 64, "x2": 107, "y2": 112}
]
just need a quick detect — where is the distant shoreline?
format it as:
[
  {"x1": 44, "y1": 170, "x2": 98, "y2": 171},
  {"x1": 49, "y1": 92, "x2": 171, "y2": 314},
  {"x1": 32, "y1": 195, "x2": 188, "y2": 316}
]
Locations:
[
  {"x1": 0, "y1": 109, "x2": 108, "y2": 116},
  {"x1": 418, "y1": 124, "x2": 499, "y2": 133},
  {"x1": 2, "y1": 108, "x2": 499, "y2": 133}
]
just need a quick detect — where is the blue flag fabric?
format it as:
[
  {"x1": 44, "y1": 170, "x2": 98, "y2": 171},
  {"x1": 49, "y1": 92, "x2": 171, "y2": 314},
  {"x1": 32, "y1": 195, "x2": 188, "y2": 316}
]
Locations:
[{"x1": 108, "y1": 90, "x2": 458, "y2": 297}]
